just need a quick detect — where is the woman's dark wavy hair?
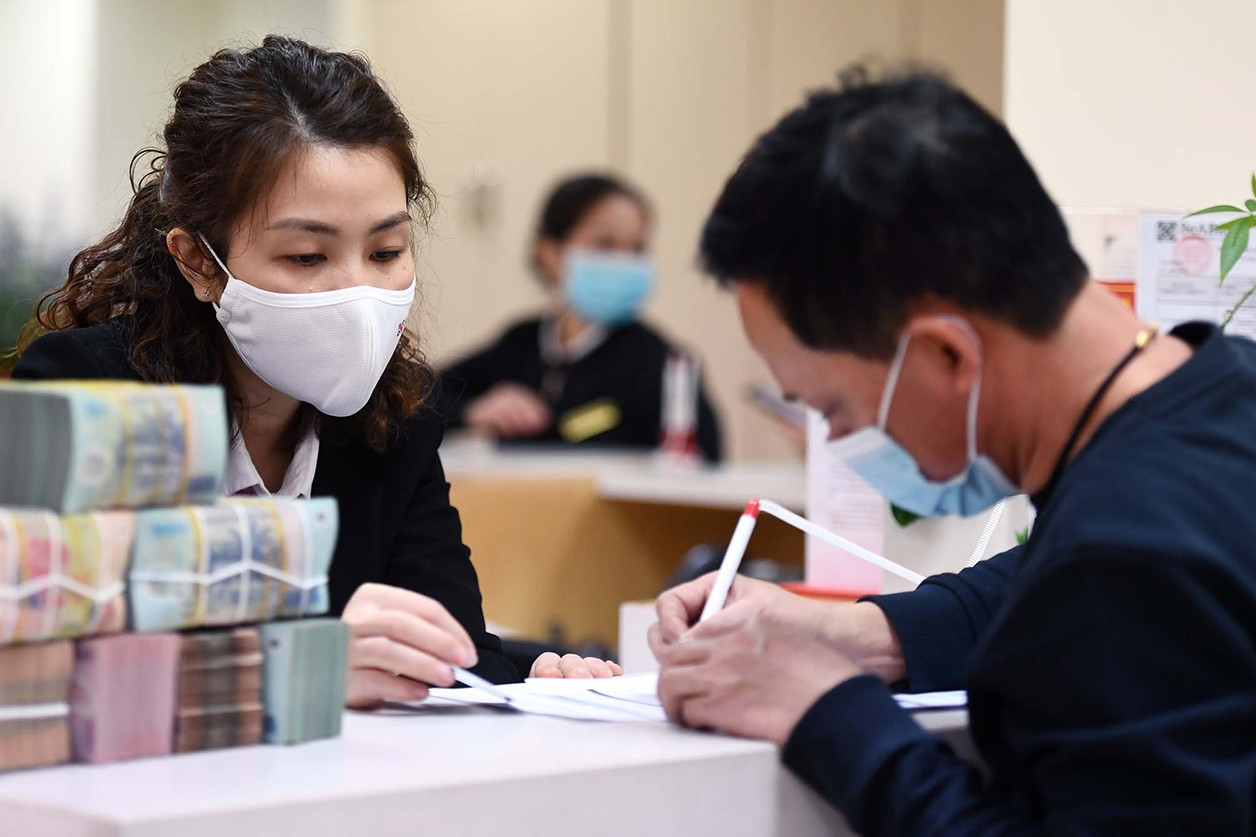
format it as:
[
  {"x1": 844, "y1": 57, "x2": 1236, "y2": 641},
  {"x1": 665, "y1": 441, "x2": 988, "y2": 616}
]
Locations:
[{"x1": 18, "y1": 35, "x2": 436, "y2": 451}]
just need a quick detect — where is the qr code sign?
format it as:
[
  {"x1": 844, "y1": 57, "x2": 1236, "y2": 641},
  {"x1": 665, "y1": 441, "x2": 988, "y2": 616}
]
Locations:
[{"x1": 1157, "y1": 221, "x2": 1177, "y2": 242}]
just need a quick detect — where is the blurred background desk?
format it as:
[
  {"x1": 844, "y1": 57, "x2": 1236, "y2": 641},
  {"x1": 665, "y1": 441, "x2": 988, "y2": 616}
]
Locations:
[{"x1": 440, "y1": 438, "x2": 805, "y2": 648}]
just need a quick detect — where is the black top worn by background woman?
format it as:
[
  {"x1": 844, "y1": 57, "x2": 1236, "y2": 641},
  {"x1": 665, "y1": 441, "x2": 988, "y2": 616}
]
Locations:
[
  {"x1": 442, "y1": 318, "x2": 723, "y2": 462},
  {"x1": 13, "y1": 321, "x2": 519, "y2": 683}
]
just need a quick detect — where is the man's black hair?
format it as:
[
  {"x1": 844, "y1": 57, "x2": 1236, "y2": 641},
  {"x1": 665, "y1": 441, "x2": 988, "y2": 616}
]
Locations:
[{"x1": 700, "y1": 65, "x2": 1088, "y2": 357}]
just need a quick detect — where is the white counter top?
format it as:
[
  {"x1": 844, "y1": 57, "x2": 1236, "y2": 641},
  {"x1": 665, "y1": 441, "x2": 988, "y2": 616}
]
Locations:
[
  {"x1": 440, "y1": 437, "x2": 806, "y2": 513},
  {"x1": 0, "y1": 705, "x2": 968, "y2": 837}
]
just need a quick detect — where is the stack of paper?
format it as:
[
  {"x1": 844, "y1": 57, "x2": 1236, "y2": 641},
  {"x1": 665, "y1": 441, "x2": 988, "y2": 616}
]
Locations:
[
  {"x1": 0, "y1": 382, "x2": 227, "y2": 513},
  {"x1": 69, "y1": 632, "x2": 181, "y2": 763},
  {"x1": 128, "y1": 498, "x2": 338, "y2": 632},
  {"x1": 173, "y1": 627, "x2": 264, "y2": 752},
  {"x1": 259, "y1": 618, "x2": 348, "y2": 744},
  {"x1": 0, "y1": 640, "x2": 73, "y2": 771},
  {"x1": 0, "y1": 508, "x2": 132, "y2": 643}
]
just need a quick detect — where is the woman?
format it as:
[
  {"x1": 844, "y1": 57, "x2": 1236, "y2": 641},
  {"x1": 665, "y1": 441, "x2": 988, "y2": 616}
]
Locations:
[
  {"x1": 441, "y1": 174, "x2": 723, "y2": 461},
  {"x1": 13, "y1": 36, "x2": 617, "y2": 704}
]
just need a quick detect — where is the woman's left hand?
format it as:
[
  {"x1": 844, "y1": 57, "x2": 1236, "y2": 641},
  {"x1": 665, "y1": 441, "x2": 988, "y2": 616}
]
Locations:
[{"x1": 529, "y1": 652, "x2": 625, "y2": 678}]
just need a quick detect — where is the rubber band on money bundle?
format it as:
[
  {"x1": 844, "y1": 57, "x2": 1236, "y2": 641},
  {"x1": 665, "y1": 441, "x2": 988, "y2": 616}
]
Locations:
[{"x1": 0, "y1": 702, "x2": 70, "y2": 722}]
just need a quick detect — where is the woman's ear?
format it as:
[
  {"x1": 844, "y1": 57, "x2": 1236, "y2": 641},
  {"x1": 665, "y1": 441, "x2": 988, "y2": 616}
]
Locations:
[
  {"x1": 166, "y1": 228, "x2": 223, "y2": 303},
  {"x1": 533, "y1": 237, "x2": 564, "y2": 288}
]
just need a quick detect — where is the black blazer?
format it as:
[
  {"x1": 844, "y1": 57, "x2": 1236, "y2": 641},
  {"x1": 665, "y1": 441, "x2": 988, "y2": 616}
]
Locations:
[{"x1": 12, "y1": 321, "x2": 519, "y2": 683}]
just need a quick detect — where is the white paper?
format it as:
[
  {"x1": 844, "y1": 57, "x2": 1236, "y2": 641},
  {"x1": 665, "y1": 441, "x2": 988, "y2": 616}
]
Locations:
[
  {"x1": 1137, "y1": 212, "x2": 1256, "y2": 338},
  {"x1": 424, "y1": 673, "x2": 667, "y2": 722},
  {"x1": 805, "y1": 409, "x2": 885, "y2": 593},
  {"x1": 893, "y1": 690, "x2": 968, "y2": 710}
]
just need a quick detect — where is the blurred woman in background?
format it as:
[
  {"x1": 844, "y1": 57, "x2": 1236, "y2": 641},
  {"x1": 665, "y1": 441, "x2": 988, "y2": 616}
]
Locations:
[{"x1": 441, "y1": 173, "x2": 723, "y2": 461}]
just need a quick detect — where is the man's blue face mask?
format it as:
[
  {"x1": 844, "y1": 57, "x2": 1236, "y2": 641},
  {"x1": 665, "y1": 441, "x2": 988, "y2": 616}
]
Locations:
[
  {"x1": 563, "y1": 248, "x2": 655, "y2": 326},
  {"x1": 829, "y1": 319, "x2": 1019, "y2": 518}
]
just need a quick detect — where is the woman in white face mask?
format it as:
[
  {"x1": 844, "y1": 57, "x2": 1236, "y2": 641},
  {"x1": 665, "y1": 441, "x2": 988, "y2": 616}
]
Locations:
[
  {"x1": 12, "y1": 36, "x2": 620, "y2": 703},
  {"x1": 440, "y1": 173, "x2": 723, "y2": 462}
]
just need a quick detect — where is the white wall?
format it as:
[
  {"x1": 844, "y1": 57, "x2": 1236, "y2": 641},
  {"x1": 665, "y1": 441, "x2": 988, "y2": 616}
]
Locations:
[
  {"x1": 1005, "y1": 0, "x2": 1256, "y2": 211},
  {"x1": 0, "y1": 0, "x2": 96, "y2": 252}
]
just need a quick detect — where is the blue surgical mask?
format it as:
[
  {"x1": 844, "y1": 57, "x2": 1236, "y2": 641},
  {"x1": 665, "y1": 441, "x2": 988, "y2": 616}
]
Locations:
[
  {"x1": 830, "y1": 320, "x2": 1018, "y2": 517},
  {"x1": 563, "y1": 249, "x2": 655, "y2": 325}
]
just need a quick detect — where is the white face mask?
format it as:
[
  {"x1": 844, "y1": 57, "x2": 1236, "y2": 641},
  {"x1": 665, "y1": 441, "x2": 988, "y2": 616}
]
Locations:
[{"x1": 199, "y1": 235, "x2": 415, "y2": 417}]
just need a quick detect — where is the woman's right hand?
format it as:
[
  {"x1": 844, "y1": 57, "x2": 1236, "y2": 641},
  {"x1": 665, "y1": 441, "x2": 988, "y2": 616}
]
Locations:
[
  {"x1": 341, "y1": 582, "x2": 479, "y2": 709},
  {"x1": 463, "y1": 382, "x2": 552, "y2": 439}
]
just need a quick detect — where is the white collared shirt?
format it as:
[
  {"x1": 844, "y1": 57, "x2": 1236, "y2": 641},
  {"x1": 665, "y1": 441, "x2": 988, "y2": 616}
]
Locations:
[{"x1": 223, "y1": 418, "x2": 321, "y2": 499}]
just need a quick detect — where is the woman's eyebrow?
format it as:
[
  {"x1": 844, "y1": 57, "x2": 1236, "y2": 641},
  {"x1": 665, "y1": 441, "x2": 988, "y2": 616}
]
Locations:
[
  {"x1": 369, "y1": 211, "x2": 412, "y2": 234},
  {"x1": 266, "y1": 211, "x2": 411, "y2": 235}
]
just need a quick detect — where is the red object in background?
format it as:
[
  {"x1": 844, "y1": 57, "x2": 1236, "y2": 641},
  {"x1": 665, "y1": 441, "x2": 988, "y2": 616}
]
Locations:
[
  {"x1": 779, "y1": 581, "x2": 867, "y2": 601},
  {"x1": 1100, "y1": 280, "x2": 1136, "y2": 310}
]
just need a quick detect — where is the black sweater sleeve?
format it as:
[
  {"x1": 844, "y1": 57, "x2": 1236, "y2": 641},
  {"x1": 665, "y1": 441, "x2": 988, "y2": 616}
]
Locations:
[
  {"x1": 865, "y1": 544, "x2": 1022, "y2": 691},
  {"x1": 784, "y1": 544, "x2": 1256, "y2": 835}
]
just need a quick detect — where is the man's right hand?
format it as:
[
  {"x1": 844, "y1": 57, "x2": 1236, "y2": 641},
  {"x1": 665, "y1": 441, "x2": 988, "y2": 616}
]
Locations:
[{"x1": 651, "y1": 572, "x2": 907, "y2": 684}]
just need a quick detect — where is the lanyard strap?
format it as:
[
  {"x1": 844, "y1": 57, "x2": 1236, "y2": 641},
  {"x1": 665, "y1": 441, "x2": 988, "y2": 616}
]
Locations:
[{"x1": 1039, "y1": 324, "x2": 1158, "y2": 502}]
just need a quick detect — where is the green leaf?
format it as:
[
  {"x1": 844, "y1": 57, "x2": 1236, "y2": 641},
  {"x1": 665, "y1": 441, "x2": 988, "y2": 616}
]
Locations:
[
  {"x1": 1219, "y1": 216, "x2": 1252, "y2": 282},
  {"x1": 1251, "y1": 172, "x2": 1256, "y2": 200},
  {"x1": 1014, "y1": 527, "x2": 1029, "y2": 546},
  {"x1": 1216, "y1": 215, "x2": 1253, "y2": 231},
  {"x1": 1246, "y1": 199, "x2": 1256, "y2": 212},
  {"x1": 890, "y1": 504, "x2": 922, "y2": 528},
  {"x1": 1187, "y1": 204, "x2": 1245, "y2": 216}
]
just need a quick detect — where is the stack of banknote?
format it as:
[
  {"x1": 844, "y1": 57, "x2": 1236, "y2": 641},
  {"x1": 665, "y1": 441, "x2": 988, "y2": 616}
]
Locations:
[
  {"x1": 0, "y1": 508, "x2": 132, "y2": 644},
  {"x1": 0, "y1": 381, "x2": 228, "y2": 513},
  {"x1": 0, "y1": 640, "x2": 74, "y2": 771},
  {"x1": 128, "y1": 498, "x2": 339, "y2": 632},
  {"x1": 173, "y1": 627, "x2": 264, "y2": 753},
  {"x1": 69, "y1": 632, "x2": 180, "y2": 763},
  {"x1": 260, "y1": 618, "x2": 349, "y2": 744}
]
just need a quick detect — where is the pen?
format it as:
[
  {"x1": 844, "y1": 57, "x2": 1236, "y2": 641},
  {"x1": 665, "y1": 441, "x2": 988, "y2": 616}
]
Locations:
[
  {"x1": 698, "y1": 498, "x2": 925, "y2": 624},
  {"x1": 699, "y1": 499, "x2": 761, "y2": 622}
]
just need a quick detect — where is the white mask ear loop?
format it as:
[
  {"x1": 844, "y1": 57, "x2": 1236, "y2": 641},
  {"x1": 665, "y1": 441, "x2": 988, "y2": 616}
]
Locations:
[
  {"x1": 876, "y1": 331, "x2": 914, "y2": 429},
  {"x1": 196, "y1": 234, "x2": 233, "y2": 286}
]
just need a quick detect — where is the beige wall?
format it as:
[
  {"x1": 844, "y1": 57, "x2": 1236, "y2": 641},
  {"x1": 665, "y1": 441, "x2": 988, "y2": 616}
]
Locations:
[
  {"x1": 1005, "y1": 0, "x2": 1256, "y2": 211},
  {"x1": 368, "y1": 0, "x2": 1005, "y2": 461}
]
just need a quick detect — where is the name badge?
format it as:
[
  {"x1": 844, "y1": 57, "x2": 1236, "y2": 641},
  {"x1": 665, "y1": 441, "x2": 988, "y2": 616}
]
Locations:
[{"x1": 558, "y1": 399, "x2": 621, "y2": 442}]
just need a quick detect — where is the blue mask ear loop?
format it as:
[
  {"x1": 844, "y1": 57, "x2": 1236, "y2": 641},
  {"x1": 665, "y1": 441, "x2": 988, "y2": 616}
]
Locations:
[
  {"x1": 876, "y1": 331, "x2": 914, "y2": 430},
  {"x1": 879, "y1": 318, "x2": 987, "y2": 463}
]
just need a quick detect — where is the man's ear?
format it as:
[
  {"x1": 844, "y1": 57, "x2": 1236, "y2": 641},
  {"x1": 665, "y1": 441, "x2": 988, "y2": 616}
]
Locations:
[
  {"x1": 166, "y1": 228, "x2": 223, "y2": 304},
  {"x1": 902, "y1": 315, "x2": 984, "y2": 399}
]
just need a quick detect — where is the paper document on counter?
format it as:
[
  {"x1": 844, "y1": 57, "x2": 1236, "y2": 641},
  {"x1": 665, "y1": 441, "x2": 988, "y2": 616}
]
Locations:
[
  {"x1": 426, "y1": 672, "x2": 964, "y2": 720},
  {"x1": 424, "y1": 672, "x2": 666, "y2": 722}
]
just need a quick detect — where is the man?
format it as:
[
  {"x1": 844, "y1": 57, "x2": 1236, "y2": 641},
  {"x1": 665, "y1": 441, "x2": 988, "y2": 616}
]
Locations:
[{"x1": 651, "y1": 67, "x2": 1256, "y2": 833}]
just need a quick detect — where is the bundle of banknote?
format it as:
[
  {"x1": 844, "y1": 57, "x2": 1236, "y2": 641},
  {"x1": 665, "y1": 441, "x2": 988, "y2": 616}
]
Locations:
[
  {"x1": 0, "y1": 640, "x2": 73, "y2": 771},
  {"x1": 128, "y1": 497, "x2": 339, "y2": 632},
  {"x1": 173, "y1": 627, "x2": 264, "y2": 753},
  {"x1": 260, "y1": 618, "x2": 348, "y2": 744},
  {"x1": 69, "y1": 632, "x2": 180, "y2": 763},
  {"x1": 0, "y1": 508, "x2": 132, "y2": 643},
  {"x1": 0, "y1": 381, "x2": 228, "y2": 514}
]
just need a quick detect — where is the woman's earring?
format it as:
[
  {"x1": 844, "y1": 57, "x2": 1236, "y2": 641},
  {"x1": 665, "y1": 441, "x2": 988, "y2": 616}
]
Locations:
[{"x1": 202, "y1": 288, "x2": 211, "y2": 301}]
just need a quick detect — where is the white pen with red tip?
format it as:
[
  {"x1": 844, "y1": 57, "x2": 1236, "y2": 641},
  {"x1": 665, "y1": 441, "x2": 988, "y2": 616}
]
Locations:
[
  {"x1": 699, "y1": 499, "x2": 762, "y2": 622},
  {"x1": 698, "y1": 498, "x2": 924, "y2": 624}
]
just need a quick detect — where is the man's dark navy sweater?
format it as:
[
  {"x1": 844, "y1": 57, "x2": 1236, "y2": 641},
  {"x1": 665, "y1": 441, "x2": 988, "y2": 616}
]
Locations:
[{"x1": 783, "y1": 323, "x2": 1256, "y2": 834}]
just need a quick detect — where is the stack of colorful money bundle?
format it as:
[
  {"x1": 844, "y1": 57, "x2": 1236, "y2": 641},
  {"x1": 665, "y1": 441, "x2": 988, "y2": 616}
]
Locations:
[
  {"x1": 173, "y1": 628, "x2": 264, "y2": 753},
  {"x1": 0, "y1": 641, "x2": 74, "y2": 771},
  {"x1": 0, "y1": 380, "x2": 349, "y2": 772}
]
